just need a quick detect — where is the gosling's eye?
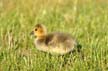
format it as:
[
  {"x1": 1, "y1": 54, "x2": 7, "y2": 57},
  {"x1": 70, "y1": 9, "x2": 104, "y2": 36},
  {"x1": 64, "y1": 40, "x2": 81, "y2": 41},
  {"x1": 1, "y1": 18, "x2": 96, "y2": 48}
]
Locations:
[{"x1": 35, "y1": 28, "x2": 37, "y2": 31}]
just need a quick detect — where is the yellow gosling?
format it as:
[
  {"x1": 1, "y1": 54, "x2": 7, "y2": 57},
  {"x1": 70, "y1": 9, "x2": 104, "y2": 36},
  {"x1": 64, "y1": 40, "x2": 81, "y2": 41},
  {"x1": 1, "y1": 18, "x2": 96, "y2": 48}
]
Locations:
[{"x1": 31, "y1": 24, "x2": 80, "y2": 55}]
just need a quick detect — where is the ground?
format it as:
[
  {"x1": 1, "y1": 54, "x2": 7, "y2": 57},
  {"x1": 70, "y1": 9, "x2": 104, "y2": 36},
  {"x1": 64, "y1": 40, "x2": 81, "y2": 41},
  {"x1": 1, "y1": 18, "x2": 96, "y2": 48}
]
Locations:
[{"x1": 0, "y1": 0, "x2": 108, "y2": 71}]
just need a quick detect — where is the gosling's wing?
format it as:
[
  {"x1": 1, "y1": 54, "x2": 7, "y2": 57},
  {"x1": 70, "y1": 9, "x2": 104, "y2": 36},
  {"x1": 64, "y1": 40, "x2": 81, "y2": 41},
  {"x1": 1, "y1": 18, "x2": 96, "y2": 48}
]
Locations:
[
  {"x1": 45, "y1": 34, "x2": 54, "y2": 45},
  {"x1": 45, "y1": 32, "x2": 71, "y2": 46},
  {"x1": 45, "y1": 32, "x2": 78, "y2": 48},
  {"x1": 45, "y1": 33, "x2": 64, "y2": 46},
  {"x1": 52, "y1": 32, "x2": 78, "y2": 48}
]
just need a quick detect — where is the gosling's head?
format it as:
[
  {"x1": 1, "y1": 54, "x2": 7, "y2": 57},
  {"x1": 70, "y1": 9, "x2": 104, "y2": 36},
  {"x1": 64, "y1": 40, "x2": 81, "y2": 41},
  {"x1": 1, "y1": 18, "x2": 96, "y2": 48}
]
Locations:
[{"x1": 30, "y1": 24, "x2": 47, "y2": 38}]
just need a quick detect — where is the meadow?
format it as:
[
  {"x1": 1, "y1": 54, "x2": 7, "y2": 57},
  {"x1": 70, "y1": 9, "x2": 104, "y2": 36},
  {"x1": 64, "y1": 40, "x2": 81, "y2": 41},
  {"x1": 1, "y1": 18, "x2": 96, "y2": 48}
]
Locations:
[{"x1": 0, "y1": 0, "x2": 108, "y2": 71}]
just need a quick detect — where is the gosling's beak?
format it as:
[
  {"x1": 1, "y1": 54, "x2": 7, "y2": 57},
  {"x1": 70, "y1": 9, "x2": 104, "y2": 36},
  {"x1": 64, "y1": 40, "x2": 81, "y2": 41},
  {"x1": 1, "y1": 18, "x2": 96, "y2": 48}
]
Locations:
[
  {"x1": 30, "y1": 31, "x2": 36, "y2": 38},
  {"x1": 30, "y1": 31, "x2": 34, "y2": 35}
]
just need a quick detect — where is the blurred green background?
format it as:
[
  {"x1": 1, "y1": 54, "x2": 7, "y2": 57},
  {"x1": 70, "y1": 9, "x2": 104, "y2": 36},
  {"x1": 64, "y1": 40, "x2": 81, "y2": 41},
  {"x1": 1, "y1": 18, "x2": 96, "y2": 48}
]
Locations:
[{"x1": 0, "y1": 0, "x2": 108, "y2": 71}]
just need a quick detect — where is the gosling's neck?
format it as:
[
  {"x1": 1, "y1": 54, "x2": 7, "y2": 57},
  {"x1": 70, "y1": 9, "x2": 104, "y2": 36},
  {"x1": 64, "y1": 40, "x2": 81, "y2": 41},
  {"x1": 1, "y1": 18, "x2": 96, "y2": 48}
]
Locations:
[
  {"x1": 35, "y1": 35, "x2": 46, "y2": 44},
  {"x1": 36, "y1": 35, "x2": 46, "y2": 40}
]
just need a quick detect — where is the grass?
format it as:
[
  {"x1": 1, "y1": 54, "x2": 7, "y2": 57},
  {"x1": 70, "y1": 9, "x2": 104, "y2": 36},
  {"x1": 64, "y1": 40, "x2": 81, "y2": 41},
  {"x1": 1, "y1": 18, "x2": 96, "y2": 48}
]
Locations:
[{"x1": 0, "y1": 0, "x2": 108, "y2": 71}]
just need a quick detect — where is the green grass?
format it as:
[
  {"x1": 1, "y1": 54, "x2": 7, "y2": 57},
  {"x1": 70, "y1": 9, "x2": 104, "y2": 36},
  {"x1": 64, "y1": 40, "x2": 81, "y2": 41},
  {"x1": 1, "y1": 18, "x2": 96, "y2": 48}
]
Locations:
[{"x1": 0, "y1": 0, "x2": 108, "y2": 71}]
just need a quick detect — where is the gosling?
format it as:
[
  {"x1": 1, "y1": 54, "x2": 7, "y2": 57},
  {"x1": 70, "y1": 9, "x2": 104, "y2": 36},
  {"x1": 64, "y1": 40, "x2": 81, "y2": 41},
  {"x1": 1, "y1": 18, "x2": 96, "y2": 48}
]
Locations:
[{"x1": 30, "y1": 24, "x2": 81, "y2": 55}]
